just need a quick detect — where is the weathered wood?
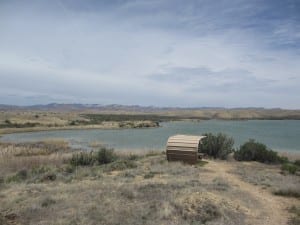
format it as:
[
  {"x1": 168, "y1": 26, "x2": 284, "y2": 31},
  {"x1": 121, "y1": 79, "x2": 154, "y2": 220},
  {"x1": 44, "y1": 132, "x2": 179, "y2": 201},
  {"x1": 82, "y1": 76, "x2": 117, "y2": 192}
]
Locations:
[{"x1": 166, "y1": 135, "x2": 206, "y2": 164}]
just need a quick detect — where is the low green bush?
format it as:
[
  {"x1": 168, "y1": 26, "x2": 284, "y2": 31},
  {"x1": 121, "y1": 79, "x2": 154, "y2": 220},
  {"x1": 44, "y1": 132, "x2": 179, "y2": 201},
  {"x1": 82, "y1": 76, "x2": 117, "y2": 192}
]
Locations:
[
  {"x1": 281, "y1": 163, "x2": 299, "y2": 174},
  {"x1": 40, "y1": 172, "x2": 57, "y2": 182},
  {"x1": 273, "y1": 188, "x2": 300, "y2": 198},
  {"x1": 96, "y1": 148, "x2": 117, "y2": 164},
  {"x1": 70, "y1": 148, "x2": 117, "y2": 166},
  {"x1": 6, "y1": 169, "x2": 28, "y2": 183},
  {"x1": 70, "y1": 151, "x2": 95, "y2": 166},
  {"x1": 31, "y1": 166, "x2": 51, "y2": 175},
  {"x1": 200, "y1": 133, "x2": 234, "y2": 159},
  {"x1": 294, "y1": 160, "x2": 300, "y2": 167},
  {"x1": 144, "y1": 171, "x2": 159, "y2": 179},
  {"x1": 234, "y1": 139, "x2": 280, "y2": 163},
  {"x1": 64, "y1": 164, "x2": 76, "y2": 173},
  {"x1": 41, "y1": 197, "x2": 56, "y2": 207}
]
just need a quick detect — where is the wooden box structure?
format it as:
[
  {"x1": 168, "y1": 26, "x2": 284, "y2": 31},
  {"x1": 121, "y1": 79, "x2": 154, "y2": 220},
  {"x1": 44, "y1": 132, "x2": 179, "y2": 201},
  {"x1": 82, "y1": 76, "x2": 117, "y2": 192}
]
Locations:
[{"x1": 166, "y1": 135, "x2": 206, "y2": 164}]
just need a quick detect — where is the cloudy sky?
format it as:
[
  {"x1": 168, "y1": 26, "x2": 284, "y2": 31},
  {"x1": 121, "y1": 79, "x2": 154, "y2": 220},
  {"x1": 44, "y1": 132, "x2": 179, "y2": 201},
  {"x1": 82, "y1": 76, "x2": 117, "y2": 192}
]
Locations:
[{"x1": 0, "y1": 0, "x2": 300, "y2": 108}]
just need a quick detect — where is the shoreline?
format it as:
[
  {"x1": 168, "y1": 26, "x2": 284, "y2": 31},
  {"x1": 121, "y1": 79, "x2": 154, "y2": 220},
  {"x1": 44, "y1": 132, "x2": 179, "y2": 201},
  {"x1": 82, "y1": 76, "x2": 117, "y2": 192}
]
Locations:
[{"x1": 0, "y1": 121, "x2": 160, "y2": 135}]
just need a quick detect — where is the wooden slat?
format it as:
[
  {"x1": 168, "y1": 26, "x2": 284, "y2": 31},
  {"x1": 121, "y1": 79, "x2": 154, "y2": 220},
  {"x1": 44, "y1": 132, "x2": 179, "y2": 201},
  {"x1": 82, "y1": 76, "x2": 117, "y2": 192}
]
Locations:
[
  {"x1": 166, "y1": 135, "x2": 206, "y2": 164},
  {"x1": 168, "y1": 155, "x2": 196, "y2": 158},
  {"x1": 167, "y1": 150, "x2": 197, "y2": 155},
  {"x1": 168, "y1": 142, "x2": 198, "y2": 146},
  {"x1": 167, "y1": 143, "x2": 199, "y2": 148},
  {"x1": 168, "y1": 138, "x2": 201, "y2": 143},
  {"x1": 166, "y1": 147, "x2": 197, "y2": 151}
]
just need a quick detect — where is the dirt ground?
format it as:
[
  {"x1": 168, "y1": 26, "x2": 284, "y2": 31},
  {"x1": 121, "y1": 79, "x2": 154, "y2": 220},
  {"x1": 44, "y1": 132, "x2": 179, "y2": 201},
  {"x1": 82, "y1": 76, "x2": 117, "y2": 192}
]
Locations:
[
  {"x1": 0, "y1": 145, "x2": 299, "y2": 225},
  {"x1": 205, "y1": 160, "x2": 299, "y2": 225}
]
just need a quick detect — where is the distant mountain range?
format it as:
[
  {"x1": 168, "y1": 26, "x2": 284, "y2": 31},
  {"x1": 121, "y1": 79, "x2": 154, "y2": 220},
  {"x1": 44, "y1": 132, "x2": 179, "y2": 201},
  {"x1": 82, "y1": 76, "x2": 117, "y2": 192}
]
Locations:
[
  {"x1": 1, "y1": 103, "x2": 300, "y2": 120},
  {"x1": 0, "y1": 103, "x2": 276, "y2": 112}
]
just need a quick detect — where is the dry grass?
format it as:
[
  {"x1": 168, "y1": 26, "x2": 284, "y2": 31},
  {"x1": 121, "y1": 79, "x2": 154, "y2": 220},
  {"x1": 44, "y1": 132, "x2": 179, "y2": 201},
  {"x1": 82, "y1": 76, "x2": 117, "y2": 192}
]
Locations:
[
  {"x1": 288, "y1": 205, "x2": 300, "y2": 225},
  {"x1": 230, "y1": 161, "x2": 300, "y2": 190},
  {"x1": 0, "y1": 143, "x2": 299, "y2": 225},
  {"x1": 0, "y1": 140, "x2": 73, "y2": 176}
]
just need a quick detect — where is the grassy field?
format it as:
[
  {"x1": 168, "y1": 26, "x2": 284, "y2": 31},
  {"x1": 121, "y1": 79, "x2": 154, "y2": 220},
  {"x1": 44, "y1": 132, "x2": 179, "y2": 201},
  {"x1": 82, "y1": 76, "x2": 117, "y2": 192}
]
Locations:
[{"x1": 0, "y1": 141, "x2": 299, "y2": 225}]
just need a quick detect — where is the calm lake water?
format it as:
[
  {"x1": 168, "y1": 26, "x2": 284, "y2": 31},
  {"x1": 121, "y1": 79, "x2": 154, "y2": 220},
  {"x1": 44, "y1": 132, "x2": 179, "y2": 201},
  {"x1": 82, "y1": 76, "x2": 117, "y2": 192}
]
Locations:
[{"x1": 1, "y1": 120, "x2": 300, "y2": 152}]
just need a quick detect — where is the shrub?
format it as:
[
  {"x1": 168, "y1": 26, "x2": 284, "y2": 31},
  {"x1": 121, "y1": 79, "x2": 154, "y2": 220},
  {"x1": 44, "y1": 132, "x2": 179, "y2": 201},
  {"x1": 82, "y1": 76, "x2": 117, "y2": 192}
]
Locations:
[
  {"x1": 281, "y1": 163, "x2": 299, "y2": 174},
  {"x1": 70, "y1": 151, "x2": 95, "y2": 166},
  {"x1": 17, "y1": 169, "x2": 28, "y2": 179},
  {"x1": 279, "y1": 156, "x2": 289, "y2": 164},
  {"x1": 273, "y1": 188, "x2": 300, "y2": 198},
  {"x1": 96, "y1": 148, "x2": 117, "y2": 164},
  {"x1": 64, "y1": 164, "x2": 75, "y2": 173},
  {"x1": 234, "y1": 139, "x2": 280, "y2": 163},
  {"x1": 41, "y1": 197, "x2": 56, "y2": 207},
  {"x1": 144, "y1": 171, "x2": 159, "y2": 179},
  {"x1": 40, "y1": 172, "x2": 57, "y2": 182},
  {"x1": 294, "y1": 160, "x2": 300, "y2": 167},
  {"x1": 6, "y1": 169, "x2": 28, "y2": 182},
  {"x1": 200, "y1": 133, "x2": 234, "y2": 159},
  {"x1": 69, "y1": 148, "x2": 117, "y2": 166},
  {"x1": 4, "y1": 119, "x2": 11, "y2": 124},
  {"x1": 31, "y1": 166, "x2": 51, "y2": 175}
]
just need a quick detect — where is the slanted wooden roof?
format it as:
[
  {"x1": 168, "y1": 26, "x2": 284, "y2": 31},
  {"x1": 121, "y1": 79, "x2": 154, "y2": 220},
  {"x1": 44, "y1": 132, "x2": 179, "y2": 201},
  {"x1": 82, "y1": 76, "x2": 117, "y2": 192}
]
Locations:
[{"x1": 167, "y1": 135, "x2": 206, "y2": 152}]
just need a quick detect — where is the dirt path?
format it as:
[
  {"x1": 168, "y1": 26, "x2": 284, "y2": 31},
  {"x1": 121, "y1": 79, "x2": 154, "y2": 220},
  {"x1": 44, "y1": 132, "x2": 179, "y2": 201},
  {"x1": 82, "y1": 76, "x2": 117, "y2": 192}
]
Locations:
[{"x1": 205, "y1": 160, "x2": 294, "y2": 225}]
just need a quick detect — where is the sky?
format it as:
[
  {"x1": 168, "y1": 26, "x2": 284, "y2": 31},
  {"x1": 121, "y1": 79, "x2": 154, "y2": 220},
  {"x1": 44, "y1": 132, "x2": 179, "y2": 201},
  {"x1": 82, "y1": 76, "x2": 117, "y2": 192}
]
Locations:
[{"x1": 0, "y1": 0, "x2": 300, "y2": 108}]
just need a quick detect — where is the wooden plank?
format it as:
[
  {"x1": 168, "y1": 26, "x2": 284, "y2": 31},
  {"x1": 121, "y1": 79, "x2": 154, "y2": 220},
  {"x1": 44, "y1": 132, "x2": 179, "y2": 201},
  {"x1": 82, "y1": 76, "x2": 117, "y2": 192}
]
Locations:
[
  {"x1": 167, "y1": 149, "x2": 197, "y2": 154},
  {"x1": 167, "y1": 156, "x2": 197, "y2": 161},
  {"x1": 167, "y1": 142, "x2": 198, "y2": 146},
  {"x1": 167, "y1": 143, "x2": 199, "y2": 148},
  {"x1": 168, "y1": 135, "x2": 206, "y2": 141},
  {"x1": 167, "y1": 152, "x2": 197, "y2": 157},
  {"x1": 168, "y1": 138, "x2": 202, "y2": 142},
  {"x1": 167, "y1": 144, "x2": 198, "y2": 148},
  {"x1": 166, "y1": 147, "x2": 197, "y2": 152},
  {"x1": 168, "y1": 155, "x2": 197, "y2": 160},
  {"x1": 170, "y1": 135, "x2": 205, "y2": 139}
]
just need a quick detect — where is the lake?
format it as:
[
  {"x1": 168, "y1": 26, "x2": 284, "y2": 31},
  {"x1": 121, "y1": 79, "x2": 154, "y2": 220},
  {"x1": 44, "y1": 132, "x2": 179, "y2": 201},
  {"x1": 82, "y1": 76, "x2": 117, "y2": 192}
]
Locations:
[{"x1": 1, "y1": 120, "x2": 300, "y2": 152}]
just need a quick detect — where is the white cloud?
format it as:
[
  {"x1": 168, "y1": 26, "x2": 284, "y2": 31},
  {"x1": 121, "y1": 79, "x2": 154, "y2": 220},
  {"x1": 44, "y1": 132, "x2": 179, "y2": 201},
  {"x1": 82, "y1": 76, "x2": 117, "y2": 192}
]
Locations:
[{"x1": 0, "y1": 0, "x2": 299, "y2": 108}]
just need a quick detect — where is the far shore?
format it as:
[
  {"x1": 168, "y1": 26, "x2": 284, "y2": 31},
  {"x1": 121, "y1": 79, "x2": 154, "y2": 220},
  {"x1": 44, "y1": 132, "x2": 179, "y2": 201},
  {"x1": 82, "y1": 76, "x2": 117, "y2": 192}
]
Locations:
[{"x1": 0, "y1": 121, "x2": 160, "y2": 135}]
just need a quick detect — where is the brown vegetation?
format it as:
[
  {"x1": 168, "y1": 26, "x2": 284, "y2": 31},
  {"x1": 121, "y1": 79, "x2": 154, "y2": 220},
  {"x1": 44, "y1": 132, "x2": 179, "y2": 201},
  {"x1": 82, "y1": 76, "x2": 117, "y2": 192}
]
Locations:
[{"x1": 0, "y1": 141, "x2": 299, "y2": 225}]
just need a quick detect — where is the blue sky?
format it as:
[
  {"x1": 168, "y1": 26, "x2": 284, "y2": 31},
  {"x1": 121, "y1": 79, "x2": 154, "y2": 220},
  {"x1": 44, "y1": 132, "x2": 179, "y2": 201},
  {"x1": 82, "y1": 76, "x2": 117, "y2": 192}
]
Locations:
[{"x1": 0, "y1": 0, "x2": 299, "y2": 108}]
